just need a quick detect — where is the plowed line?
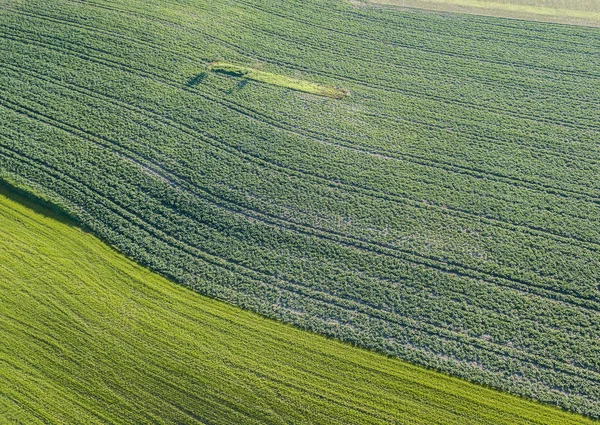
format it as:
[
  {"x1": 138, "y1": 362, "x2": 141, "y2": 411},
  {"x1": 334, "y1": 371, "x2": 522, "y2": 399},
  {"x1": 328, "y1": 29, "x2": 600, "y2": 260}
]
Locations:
[
  {"x1": 2, "y1": 25, "x2": 600, "y2": 211},
  {"x1": 2, "y1": 96, "x2": 599, "y2": 318}
]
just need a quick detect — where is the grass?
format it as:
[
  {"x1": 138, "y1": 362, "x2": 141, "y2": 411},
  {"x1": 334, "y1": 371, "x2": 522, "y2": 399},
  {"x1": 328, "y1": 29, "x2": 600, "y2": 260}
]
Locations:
[
  {"x1": 2, "y1": 184, "x2": 596, "y2": 424},
  {"x1": 363, "y1": 0, "x2": 600, "y2": 27},
  {"x1": 209, "y1": 61, "x2": 349, "y2": 98},
  {"x1": 0, "y1": 0, "x2": 599, "y2": 417}
]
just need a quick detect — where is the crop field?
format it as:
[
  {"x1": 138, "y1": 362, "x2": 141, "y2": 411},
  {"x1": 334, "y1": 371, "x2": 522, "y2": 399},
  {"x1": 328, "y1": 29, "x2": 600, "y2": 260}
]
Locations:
[
  {"x1": 363, "y1": 0, "x2": 600, "y2": 27},
  {"x1": 4, "y1": 184, "x2": 594, "y2": 425},
  {"x1": 0, "y1": 0, "x2": 599, "y2": 418}
]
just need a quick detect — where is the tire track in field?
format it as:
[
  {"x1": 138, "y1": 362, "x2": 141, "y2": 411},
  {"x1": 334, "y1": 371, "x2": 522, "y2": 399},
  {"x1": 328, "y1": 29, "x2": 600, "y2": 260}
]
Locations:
[
  {"x1": 356, "y1": 107, "x2": 600, "y2": 168},
  {"x1": 11, "y1": 18, "x2": 599, "y2": 205},
  {"x1": 2, "y1": 93, "x2": 599, "y2": 320},
  {"x1": 259, "y1": 52, "x2": 600, "y2": 133},
  {"x1": 7, "y1": 2, "x2": 598, "y2": 147},
  {"x1": 4, "y1": 96, "x2": 599, "y2": 374},
  {"x1": 5, "y1": 63, "x2": 600, "y2": 353},
  {"x1": 4, "y1": 58, "x2": 600, "y2": 258},
  {"x1": 0, "y1": 147, "x2": 600, "y2": 400},
  {"x1": 88, "y1": 0, "x2": 600, "y2": 53},
  {"x1": 278, "y1": 0, "x2": 600, "y2": 51},
  {"x1": 209, "y1": 7, "x2": 600, "y2": 129},
  {"x1": 78, "y1": 0, "x2": 600, "y2": 75},
  {"x1": 1, "y1": 20, "x2": 600, "y2": 282},
  {"x1": 3, "y1": 40, "x2": 591, "y2": 274},
  {"x1": 12, "y1": 7, "x2": 600, "y2": 170},
  {"x1": 6, "y1": 142, "x2": 591, "y2": 390},
  {"x1": 2, "y1": 29, "x2": 600, "y2": 247},
  {"x1": 69, "y1": 0, "x2": 600, "y2": 157},
  {"x1": 4, "y1": 7, "x2": 600, "y2": 199},
  {"x1": 16, "y1": 4, "x2": 600, "y2": 190},
  {"x1": 18, "y1": 46, "x2": 600, "y2": 268},
  {"x1": 234, "y1": 0, "x2": 600, "y2": 80},
  {"x1": 171, "y1": 273, "x2": 595, "y2": 409},
  {"x1": 4, "y1": 103, "x2": 599, "y2": 354},
  {"x1": 3, "y1": 6, "x2": 600, "y2": 406},
  {"x1": 16, "y1": 4, "x2": 599, "y2": 112},
  {"x1": 342, "y1": 3, "x2": 600, "y2": 51},
  {"x1": 16, "y1": 4, "x2": 600, "y2": 163},
  {"x1": 5, "y1": 23, "x2": 599, "y2": 217},
  {"x1": 51, "y1": 2, "x2": 600, "y2": 133}
]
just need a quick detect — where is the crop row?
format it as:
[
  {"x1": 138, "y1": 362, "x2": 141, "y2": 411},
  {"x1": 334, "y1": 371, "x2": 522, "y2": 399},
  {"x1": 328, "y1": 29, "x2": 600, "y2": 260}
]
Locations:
[
  {"x1": 2, "y1": 125, "x2": 600, "y2": 415},
  {"x1": 3, "y1": 9, "x2": 599, "y2": 205},
  {"x1": 1, "y1": 82, "x2": 596, "y2": 410},
  {"x1": 1, "y1": 8, "x2": 597, "y2": 202},
  {"x1": 1, "y1": 27, "x2": 599, "y2": 248},
  {"x1": 0, "y1": 20, "x2": 596, "y2": 332},
  {"x1": 1, "y1": 54, "x2": 599, "y2": 304}
]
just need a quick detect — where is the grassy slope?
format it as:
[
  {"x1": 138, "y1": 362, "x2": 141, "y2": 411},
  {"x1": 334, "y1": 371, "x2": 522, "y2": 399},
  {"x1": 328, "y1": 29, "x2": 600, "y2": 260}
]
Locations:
[
  {"x1": 1, "y1": 0, "x2": 600, "y2": 417},
  {"x1": 1, "y1": 186, "x2": 594, "y2": 425},
  {"x1": 364, "y1": 0, "x2": 600, "y2": 26}
]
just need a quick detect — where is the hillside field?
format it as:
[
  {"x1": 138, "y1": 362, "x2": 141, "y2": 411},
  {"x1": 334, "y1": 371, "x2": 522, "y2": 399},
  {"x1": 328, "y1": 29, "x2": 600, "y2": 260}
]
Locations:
[
  {"x1": 3, "y1": 184, "x2": 595, "y2": 424},
  {"x1": 364, "y1": 0, "x2": 600, "y2": 27},
  {"x1": 0, "y1": 0, "x2": 599, "y2": 418}
]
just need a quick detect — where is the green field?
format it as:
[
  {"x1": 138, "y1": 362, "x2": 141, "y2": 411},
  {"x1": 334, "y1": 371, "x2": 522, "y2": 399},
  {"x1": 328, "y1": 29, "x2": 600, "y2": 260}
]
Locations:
[
  {"x1": 364, "y1": 0, "x2": 600, "y2": 26},
  {"x1": 1, "y1": 0, "x2": 599, "y2": 418},
  {"x1": 3, "y1": 185, "x2": 595, "y2": 424}
]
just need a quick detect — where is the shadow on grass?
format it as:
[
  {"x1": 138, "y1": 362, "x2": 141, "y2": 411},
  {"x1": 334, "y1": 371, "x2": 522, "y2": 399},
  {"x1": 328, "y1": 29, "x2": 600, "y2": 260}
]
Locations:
[
  {"x1": 186, "y1": 72, "x2": 208, "y2": 87},
  {"x1": 226, "y1": 79, "x2": 248, "y2": 95},
  {"x1": 0, "y1": 178, "x2": 86, "y2": 231}
]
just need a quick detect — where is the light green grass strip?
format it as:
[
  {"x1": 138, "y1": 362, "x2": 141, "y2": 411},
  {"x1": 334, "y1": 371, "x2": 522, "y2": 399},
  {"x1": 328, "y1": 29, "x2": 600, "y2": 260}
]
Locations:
[
  {"x1": 209, "y1": 61, "x2": 349, "y2": 99},
  {"x1": 365, "y1": 0, "x2": 600, "y2": 26},
  {"x1": 0, "y1": 184, "x2": 594, "y2": 425}
]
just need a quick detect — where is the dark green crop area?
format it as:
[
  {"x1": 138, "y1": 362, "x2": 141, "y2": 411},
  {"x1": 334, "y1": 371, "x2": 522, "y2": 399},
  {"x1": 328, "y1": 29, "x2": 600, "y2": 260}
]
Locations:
[
  {"x1": 0, "y1": 0, "x2": 599, "y2": 418},
  {"x1": 3, "y1": 184, "x2": 596, "y2": 424}
]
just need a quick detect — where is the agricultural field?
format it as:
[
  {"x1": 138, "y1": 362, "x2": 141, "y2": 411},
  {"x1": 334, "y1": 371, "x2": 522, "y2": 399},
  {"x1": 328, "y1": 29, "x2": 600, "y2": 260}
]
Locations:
[
  {"x1": 4, "y1": 183, "x2": 594, "y2": 424},
  {"x1": 0, "y1": 0, "x2": 599, "y2": 419},
  {"x1": 362, "y1": 0, "x2": 600, "y2": 27}
]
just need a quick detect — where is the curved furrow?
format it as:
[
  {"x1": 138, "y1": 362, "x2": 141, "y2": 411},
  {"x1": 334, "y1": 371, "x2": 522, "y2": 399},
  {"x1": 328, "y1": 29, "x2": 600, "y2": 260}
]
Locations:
[
  {"x1": 257, "y1": 54, "x2": 599, "y2": 132},
  {"x1": 60, "y1": 1, "x2": 600, "y2": 158},
  {"x1": 2, "y1": 0, "x2": 600, "y2": 416},
  {"x1": 39, "y1": 2, "x2": 600, "y2": 168},
  {"x1": 234, "y1": 0, "x2": 600, "y2": 79},
  {"x1": 342, "y1": 3, "x2": 600, "y2": 50},
  {"x1": 2, "y1": 93, "x2": 599, "y2": 317},
  {"x1": 3, "y1": 58, "x2": 598, "y2": 259},
  {"x1": 2, "y1": 101, "x2": 596, "y2": 360},
  {"x1": 33, "y1": 2, "x2": 600, "y2": 134},
  {"x1": 355, "y1": 107, "x2": 600, "y2": 168},
  {"x1": 4, "y1": 32, "x2": 600, "y2": 258},
  {"x1": 1, "y1": 61, "x2": 600, "y2": 332},
  {"x1": 3, "y1": 29, "x2": 600, "y2": 274},
  {"x1": 209, "y1": 6, "x2": 600, "y2": 128},
  {"x1": 3, "y1": 19, "x2": 600, "y2": 211},
  {"x1": 18, "y1": 2, "x2": 598, "y2": 112}
]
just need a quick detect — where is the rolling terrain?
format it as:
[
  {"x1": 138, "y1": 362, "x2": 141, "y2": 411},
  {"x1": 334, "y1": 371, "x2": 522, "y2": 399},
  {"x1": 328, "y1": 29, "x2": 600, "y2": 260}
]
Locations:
[
  {"x1": 3, "y1": 184, "x2": 594, "y2": 424},
  {"x1": 1, "y1": 0, "x2": 599, "y2": 418}
]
